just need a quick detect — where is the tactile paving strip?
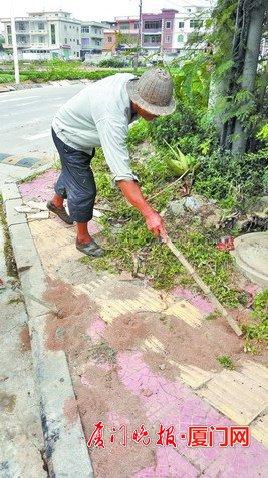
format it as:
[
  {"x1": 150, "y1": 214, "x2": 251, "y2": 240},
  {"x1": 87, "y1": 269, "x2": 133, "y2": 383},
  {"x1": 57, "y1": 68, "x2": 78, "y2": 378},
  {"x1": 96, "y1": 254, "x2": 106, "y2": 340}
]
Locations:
[{"x1": 197, "y1": 369, "x2": 268, "y2": 425}]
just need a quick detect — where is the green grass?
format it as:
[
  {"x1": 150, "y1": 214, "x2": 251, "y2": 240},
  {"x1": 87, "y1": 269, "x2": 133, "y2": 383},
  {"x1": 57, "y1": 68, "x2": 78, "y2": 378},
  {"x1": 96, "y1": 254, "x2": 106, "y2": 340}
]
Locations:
[
  {"x1": 242, "y1": 290, "x2": 268, "y2": 345},
  {"x1": 217, "y1": 355, "x2": 235, "y2": 370},
  {"x1": 81, "y1": 145, "x2": 245, "y2": 308},
  {"x1": 0, "y1": 200, "x2": 18, "y2": 278}
]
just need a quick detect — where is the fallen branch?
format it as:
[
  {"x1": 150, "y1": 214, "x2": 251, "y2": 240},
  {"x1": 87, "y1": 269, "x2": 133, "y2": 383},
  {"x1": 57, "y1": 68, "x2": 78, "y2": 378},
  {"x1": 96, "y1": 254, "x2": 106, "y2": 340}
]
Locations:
[
  {"x1": 166, "y1": 237, "x2": 243, "y2": 337},
  {"x1": 150, "y1": 170, "x2": 190, "y2": 200}
]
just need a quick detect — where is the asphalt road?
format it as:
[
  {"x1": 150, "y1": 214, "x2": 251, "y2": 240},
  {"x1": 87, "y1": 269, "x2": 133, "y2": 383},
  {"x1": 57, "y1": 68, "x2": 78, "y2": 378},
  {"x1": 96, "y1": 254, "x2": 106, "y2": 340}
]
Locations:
[{"x1": 0, "y1": 83, "x2": 84, "y2": 157}]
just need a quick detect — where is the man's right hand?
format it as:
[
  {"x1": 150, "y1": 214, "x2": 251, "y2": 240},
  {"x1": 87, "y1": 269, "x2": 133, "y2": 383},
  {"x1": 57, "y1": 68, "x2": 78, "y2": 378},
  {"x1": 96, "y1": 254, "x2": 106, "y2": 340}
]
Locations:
[
  {"x1": 117, "y1": 179, "x2": 168, "y2": 242},
  {"x1": 145, "y1": 210, "x2": 168, "y2": 242}
]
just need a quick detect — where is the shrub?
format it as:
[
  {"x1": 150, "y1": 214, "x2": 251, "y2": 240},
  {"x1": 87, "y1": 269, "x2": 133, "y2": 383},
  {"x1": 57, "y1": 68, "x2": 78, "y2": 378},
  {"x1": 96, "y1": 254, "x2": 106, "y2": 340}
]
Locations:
[
  {"x1": 99, "y1": 57, "x2": 127, "y2": 68},
  {"x1": 127, "y1": 119, "x2": 150, "y2": 149},
  {"x1": 148, "y1": 107, "x2": 197, "y2": 147},
  {"x1": 194, "y1": 149, "x2": 268, "y2": 208}
]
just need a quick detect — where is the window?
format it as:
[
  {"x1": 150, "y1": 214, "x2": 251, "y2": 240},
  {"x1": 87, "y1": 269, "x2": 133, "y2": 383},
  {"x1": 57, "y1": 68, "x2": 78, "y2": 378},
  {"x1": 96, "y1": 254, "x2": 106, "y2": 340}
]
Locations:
[
  {"x1": 77, "y1": 39, "x2": 79, "y2": 45},
  {"x1": 7, "y1": 25, "x2": 11, "y2": 34},
  {"x1": 107, "y1": 36, "x2": 112, "y2": 43},
  {"x1": 17, "y1": 21, "x2": 26, "y2": 31},
  {"x1": 82, "y1": 26, "x2": 89, "y2": 33},
  {"x1": 64, "y1": 24, "x2": 67, "y2": 31},
  {"x1": 187, "y1": 8, "x2": 192, "y2": 12},
  {"x1": 178, "y1": 21, "x2": 184, "y2": 28},
  {"x1": 119, "y1": 23, "x2": 129, "y2": 30},
  {"x1": 65, "y1": 38, "x2": 67, "y2": 43},
  {"x1": 134, "y1": 22, "x2": 139, "y2": 29},
  {"x1": 177, "y1": 34, "x2": 184, "y2": 43},
  {"x1": 38, "y1": 22, "x2": 44, "y2": 30},
  {"x1": 50, "y1": 24, "x2": 56, "y2": 44},
  {"x1": 77, "y1": 27, "x2": 79, "y2": 32},
  {"x1": 165, "y1": 21, "x2": 171, "y2": 29},
  {"x1": 144, "y1": 35, "x2": 161, "y2": 44},
  {"x1": 144, "y1": 20, "x2": 162, "y2": 30},
  {"x1": 77, "y1": 52, "x2": 79, "y2": 57},
  {"x1": 165, "y1": 35, "x2": 171, "y2": 43},
  {"x1": 190, "y1": 19, "x2": 203, "y2": 28}
]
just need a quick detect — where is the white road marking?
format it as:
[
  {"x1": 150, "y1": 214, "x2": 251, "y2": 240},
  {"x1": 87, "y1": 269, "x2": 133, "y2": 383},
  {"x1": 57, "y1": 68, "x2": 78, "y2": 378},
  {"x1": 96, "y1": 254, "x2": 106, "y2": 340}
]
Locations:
[
  {"x1": 23, "y1": 130, "x2": 50, "y2": 140},
  {"x1": 0, "y1": 95, "x2": 39, "y2": 103},
  {"x1": 14, "y1": 101, "x2": 39, "y2": 107}
]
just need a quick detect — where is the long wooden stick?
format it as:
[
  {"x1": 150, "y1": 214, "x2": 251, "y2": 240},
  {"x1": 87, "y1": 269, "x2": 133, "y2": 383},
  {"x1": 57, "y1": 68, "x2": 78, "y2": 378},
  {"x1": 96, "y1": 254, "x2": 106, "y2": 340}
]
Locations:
[{"x1": 166, "y1": 237, "x2": 243, "y2": 336}]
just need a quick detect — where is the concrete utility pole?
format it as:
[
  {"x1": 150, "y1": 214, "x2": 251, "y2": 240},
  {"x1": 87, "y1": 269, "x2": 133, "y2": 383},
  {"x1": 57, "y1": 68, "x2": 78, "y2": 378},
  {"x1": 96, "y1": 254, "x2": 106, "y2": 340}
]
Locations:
[
  {"x1": 139, "y1": 0, "x2": 143, "y2": 51},
  {"x1": 10, "y1": 1, "x2": 20, "y2": 84}
]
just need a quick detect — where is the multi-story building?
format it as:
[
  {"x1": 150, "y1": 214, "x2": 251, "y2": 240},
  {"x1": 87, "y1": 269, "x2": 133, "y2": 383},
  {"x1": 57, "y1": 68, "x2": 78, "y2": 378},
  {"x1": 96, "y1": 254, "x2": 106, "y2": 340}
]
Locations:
[
  {"x1": 81, "y1": 22, "x2": 105, "y2": 58},
  {"x1": 0, "y1": 10, "x2": 81, "y2": 60},
  {"x1": 114, "y1": 16, "x2": 139, "y2": 48},
  {"x1": 172, "y1": 5, "x2": 210, "y2": 54},
  {"x1": 103, "y1": 29, "x2": 117, "y2": 53},
  {"x1": 113, "y1": 5, "x2": 210, "y2": 55},
  {"x1": 142, "y1": 9, "x2": 178, "y2": 52}
]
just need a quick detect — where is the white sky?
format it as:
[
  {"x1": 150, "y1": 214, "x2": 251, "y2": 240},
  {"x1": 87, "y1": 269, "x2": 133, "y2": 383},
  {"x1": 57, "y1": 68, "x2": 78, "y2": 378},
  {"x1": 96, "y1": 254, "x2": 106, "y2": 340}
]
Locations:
[{"x1": 1, "y1": 0, "x2": 211, "y2": 22}]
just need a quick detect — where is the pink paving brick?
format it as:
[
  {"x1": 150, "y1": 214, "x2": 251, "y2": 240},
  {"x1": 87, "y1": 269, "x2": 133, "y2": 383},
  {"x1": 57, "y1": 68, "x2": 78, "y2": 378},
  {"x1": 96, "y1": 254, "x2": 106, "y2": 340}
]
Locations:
[
  {"x1": 117, "y1": 351, "x2": 268, "y2": 478},
  {"x1": 19, "y1": 170, "x2": 59, "y2": 201},
  {"x1": 133, "y1": 447, "x2": 199, "y2": 478},
  {"x1": 172, "y1": 286, "x2": 215, "y2": 315},
  {"x1": 19, "y1": 169, "x2": 101, "y2": 234},
  {"x1": 87, "y1": 316, "x2": 107, "y2": 344}
]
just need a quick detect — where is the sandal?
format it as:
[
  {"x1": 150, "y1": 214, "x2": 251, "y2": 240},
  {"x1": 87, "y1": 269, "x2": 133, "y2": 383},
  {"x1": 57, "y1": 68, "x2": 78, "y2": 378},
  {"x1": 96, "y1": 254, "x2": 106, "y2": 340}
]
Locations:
[
  {"x1": 47, "y1": 200, "x2": 73, "y2": 225},
  {"x1": 76, "y1": 239, "x2": 104, "y2": 257}
]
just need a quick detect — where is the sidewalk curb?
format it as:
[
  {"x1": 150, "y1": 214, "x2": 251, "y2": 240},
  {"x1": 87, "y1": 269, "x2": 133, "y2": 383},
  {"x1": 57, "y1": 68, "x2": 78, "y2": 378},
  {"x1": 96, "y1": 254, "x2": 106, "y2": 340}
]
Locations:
[
  {"x1": 4, "y1": 183, "x2": 94, "y2": 478},
  {"x1": 0, "y1": 78, "x2": 92, "y2": 93}
]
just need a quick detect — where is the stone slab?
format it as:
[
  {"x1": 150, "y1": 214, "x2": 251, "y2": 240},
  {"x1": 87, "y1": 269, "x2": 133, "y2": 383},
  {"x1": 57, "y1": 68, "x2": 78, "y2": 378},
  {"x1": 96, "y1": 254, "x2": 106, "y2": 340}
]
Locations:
[
  {"x1": 1, "y1": 182, "x2": 22, "y2": 202},
  {"x1": 9, "y1": 222, "x2": 40, "y2": 272},
  {"x1": 29, "y1": 315, "x2": 93, "y2": 478},
  {"x1": 19, "y1": 261, "x2": 49, "y2": 318},
  {"x1": 4, "y1": 198, "x2": 27, "y2": 226}
]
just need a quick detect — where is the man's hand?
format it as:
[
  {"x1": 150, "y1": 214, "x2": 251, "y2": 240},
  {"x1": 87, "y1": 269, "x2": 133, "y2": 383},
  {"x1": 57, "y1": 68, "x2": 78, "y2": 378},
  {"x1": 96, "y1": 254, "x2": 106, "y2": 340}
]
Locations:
[
  {"x1": 145, "y1": 210, "x2": 168, "y2": 242},
  {"x1": 117, "y1": 179, "x2": 168, "y2": 242}
]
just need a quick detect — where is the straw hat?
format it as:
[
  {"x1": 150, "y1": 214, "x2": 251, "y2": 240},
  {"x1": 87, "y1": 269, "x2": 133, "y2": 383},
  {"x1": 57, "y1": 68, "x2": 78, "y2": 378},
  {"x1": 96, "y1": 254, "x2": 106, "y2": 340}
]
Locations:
[{"x1": 126, "y1": 68, "x2": 176, "y2": 116}]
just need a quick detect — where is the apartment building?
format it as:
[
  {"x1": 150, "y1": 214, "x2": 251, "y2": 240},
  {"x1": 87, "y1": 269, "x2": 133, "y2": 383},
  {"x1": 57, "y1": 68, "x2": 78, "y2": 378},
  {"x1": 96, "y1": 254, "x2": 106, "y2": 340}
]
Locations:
[
  {"x1": 172, "y1": 5, "x2": 210, "y2": 53},
  {"x1": 0, "y1": 10, "x2": 81, "y2": 60},
  {"x1": 103, "y1": 30, "x2": 117, "y2": 53},
  {"x1": 114, "y1": 16, "x2": 140, "y2": 48},
  {"x1": 114, "y1": 5, "x2": 210, "y2": 54},
  {"x1": 81, "y1": 22, "x2": 105, "y2": 58}
]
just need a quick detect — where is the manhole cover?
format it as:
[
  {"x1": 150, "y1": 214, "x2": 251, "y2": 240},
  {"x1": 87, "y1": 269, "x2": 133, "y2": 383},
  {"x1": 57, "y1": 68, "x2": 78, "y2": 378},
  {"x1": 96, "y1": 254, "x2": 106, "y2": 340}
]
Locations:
[{"x1": 232, "y1": 232, "x2": 268, "y2": 288}]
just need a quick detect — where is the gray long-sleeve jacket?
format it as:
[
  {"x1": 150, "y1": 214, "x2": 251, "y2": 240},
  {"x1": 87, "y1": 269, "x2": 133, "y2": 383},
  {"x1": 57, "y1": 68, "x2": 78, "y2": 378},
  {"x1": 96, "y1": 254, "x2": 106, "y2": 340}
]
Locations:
[{"x1": 52, "y1": 73, "x2": 138, "y2": 182}]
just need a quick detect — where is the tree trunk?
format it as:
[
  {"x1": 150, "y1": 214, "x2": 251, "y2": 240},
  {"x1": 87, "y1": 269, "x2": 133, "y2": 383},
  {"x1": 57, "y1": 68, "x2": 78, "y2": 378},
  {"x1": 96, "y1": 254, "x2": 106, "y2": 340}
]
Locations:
[{"x1": 232, "y1": 1, "x2": 267, "y2": 154}]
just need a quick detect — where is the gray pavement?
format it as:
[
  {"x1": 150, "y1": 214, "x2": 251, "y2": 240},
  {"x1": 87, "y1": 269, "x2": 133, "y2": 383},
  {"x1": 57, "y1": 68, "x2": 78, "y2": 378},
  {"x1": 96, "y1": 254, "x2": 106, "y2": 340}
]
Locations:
[{"x1": 0, "y1": 222, "x2": 47, "y2": 478}]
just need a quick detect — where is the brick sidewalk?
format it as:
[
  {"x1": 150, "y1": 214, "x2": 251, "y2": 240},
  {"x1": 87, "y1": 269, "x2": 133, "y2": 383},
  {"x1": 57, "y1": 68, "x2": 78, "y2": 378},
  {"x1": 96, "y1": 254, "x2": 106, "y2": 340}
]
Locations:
[{"x1": 16, "y1": 172, "x2": 268, "y2": 477}]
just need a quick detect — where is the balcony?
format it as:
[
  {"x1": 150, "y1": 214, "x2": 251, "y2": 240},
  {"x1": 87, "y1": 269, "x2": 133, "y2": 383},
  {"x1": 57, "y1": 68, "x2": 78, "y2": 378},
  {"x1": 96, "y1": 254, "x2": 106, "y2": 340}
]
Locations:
[
  {"x1": 17, "y1": 42, "x2": 31, "y2": 48},
  {"x1": 90, "y1": 33, "x2": 104, "y2": 39},
  {"x1": 16, "y1": 28, "x2": 30, "y2": 34},
  {"x1": 143, "y1": 29, "x2": 162, "y2": 35},
  {"x1": 30, "y1": 30, "x2": 48, "y2": 35}
]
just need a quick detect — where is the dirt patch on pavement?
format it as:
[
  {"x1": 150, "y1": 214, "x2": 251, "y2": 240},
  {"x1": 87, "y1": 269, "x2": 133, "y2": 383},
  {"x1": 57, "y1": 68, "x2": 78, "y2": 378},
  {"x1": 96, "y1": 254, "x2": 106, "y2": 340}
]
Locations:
[
  {"x1": 74, "y1": 363, "x2": 155, "y2": 478},
  {"x1": 103, "y1": 312, "x2": 149, "y2": 352},
  {"x1": 43, "y1": 276, "x2": 268, "y2": 477},
  {"x1": 19, "y1": 326, "x2": 31, "y2": 352}
]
